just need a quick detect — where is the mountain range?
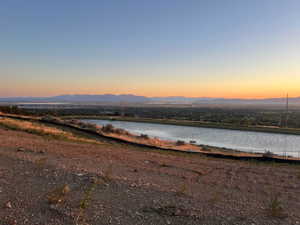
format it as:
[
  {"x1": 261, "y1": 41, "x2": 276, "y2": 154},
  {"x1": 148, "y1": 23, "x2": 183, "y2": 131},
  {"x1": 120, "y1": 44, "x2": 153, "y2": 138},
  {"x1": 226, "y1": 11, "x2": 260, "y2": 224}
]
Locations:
[{"x1": 0, "y1": 94, "x2": 299, "y2": 105}]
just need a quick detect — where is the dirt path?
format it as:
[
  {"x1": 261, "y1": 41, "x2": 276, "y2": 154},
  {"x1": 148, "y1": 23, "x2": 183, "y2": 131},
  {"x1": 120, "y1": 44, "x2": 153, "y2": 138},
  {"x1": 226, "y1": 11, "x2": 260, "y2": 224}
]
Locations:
[{"x1": 0, "y1": 127, "x2": 300, "y2": 224}]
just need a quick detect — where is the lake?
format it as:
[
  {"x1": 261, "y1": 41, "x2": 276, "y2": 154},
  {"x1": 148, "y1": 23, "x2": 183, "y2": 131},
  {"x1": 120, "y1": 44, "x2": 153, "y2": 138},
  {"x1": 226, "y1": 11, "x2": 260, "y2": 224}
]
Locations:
[{"x1": 84, "y1": 119, "x2": 300, "y2": 157}]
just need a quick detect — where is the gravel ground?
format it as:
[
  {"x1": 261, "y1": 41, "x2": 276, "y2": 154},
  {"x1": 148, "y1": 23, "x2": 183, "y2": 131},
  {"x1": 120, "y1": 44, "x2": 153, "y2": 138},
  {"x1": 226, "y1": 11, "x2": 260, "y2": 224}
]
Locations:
[{"x1": 0, "y1": 127, "x2": 300, "y2": 225}]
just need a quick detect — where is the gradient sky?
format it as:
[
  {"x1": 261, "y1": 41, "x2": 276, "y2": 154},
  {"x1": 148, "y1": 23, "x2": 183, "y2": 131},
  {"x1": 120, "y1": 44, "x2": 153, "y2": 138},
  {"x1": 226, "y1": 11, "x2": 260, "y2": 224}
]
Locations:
[{"x1": 1, "y1": 0, "x2": 300, "y2": 98}]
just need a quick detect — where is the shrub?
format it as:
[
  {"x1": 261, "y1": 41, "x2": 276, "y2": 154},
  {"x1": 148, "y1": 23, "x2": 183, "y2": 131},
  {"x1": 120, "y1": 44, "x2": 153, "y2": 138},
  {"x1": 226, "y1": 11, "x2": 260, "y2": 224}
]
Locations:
[
  {"x1": 176, "y1": 140, "x2": 185, "y2": 146},
  {"x1": 69, "y1": 120, "x2": 93, "y2": 130},
  {"x1": 68, "y1": 119, "x2": 82, "y2": 126},
  {"x1": 82, "y1": 123, "x2": 99, "y2": 131},
  {"x1": 202, "y1": 146, "x2": 211, "y2": 151},
  {"x1": 139, "y1": 134, "x2": 149, "y2": 139},
  {"x1": 101, "y1": 124, "x2": 115, "y2": 133},
  {"x1": 41, "y1": 115, "x2": 61, "y2": 123},
  {"x1": 0, "y1": 106, "x2": 24, "y2": 114},
  {"x1": 263, "y1": 150, "x2": 274, "y2": 158},
  {"x1": 114, "y1": 128, "x2": 127, "y2": 135}
]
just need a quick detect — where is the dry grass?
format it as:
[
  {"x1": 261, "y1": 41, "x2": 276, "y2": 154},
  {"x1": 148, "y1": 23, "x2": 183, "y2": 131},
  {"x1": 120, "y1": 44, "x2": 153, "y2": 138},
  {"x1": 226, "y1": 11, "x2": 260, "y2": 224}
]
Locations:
[
  {"x1": 76, "y1": 180, "x2": 100, "y2": 225},
  {"x1": 267, "y1": 194, "x2": 286, "y2": 218},
  {"x1": 209, "y1": 191, "x2": 222, "y2": 205},
  {"x1": 102, "y1": 163, "x2": 114, "y2": 183},
  {"x1": 35, "y1": 157, "x2": 48, "y2": 168},
  {"x1": 0, "y1": 118, "x2": 103, "y2": 145},
  {"x1": 46, "y1": 184, "x2": 71, "y2": 205},
  {"x1": 176, "y1": 182, "x2": 188, "y2": 196}
]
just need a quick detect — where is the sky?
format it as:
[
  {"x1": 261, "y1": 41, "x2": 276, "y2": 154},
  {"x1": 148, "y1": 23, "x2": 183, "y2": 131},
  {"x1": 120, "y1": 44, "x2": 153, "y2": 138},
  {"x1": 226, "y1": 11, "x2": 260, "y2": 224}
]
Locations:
[{"x1": 1, "y1": 0, "x2": 300, "y2": 98}]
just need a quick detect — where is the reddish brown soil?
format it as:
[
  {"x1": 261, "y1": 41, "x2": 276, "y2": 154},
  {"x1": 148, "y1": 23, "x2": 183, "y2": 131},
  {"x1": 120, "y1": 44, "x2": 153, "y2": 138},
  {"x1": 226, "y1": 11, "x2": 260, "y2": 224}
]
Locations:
[{"x1": 0, "y1": 127, "x2": 300, "y2": 225}]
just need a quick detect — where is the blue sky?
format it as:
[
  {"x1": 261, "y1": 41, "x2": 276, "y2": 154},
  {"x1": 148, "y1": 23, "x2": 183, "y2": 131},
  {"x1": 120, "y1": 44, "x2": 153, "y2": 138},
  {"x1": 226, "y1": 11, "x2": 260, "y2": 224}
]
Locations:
[{"x1": 1, "y1": 0, "x2": 300, "y2": 98}]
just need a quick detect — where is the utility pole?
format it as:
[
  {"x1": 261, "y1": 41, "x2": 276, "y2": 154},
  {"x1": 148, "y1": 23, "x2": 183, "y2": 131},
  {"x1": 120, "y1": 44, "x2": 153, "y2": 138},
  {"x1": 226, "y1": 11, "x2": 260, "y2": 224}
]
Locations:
[{"x1": 285, "y1": 93, "x2": 289, "y2": 128}]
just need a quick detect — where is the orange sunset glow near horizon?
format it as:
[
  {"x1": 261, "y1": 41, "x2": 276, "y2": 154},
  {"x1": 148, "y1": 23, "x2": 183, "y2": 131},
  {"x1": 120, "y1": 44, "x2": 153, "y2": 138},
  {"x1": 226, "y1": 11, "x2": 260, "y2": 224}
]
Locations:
[{"x1": 1, "y1": 1, "x2": 300, "y2": 99}]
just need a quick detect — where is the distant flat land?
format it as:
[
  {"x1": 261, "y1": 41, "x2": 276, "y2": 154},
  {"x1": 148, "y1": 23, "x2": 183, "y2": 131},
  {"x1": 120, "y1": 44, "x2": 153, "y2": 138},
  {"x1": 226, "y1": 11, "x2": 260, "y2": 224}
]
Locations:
[{"x1": 9, "y1": 103, "x2": 300, "y2": 134}]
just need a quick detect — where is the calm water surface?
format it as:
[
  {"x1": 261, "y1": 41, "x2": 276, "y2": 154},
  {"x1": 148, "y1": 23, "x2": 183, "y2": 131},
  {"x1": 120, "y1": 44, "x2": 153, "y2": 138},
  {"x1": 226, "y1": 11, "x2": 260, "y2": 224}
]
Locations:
[{"x1": 84, "y1": 119, "x2": 300, "y2": 157}]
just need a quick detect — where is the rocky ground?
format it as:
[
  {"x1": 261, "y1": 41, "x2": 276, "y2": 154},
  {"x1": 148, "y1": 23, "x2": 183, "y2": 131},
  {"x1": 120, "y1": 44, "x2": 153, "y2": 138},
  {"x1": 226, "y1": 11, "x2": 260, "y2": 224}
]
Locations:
[{"x1": 0, "y1": 126, "x2": 300, "y2": 225}]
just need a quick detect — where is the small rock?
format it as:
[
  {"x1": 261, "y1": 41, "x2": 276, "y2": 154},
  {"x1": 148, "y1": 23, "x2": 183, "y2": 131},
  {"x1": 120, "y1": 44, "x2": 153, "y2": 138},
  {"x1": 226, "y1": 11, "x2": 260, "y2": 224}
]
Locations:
[
  {"x1": 77, "y1": 173, "x2": 84, "y2": 176},
  {"x1": 7, "y1": 219, "x2": 17, "y2": 225},
  {"x1": 5, "y1": 201, "x2": 12, "y2": 209},
  {"x1": 90, "y1": 176, "x2": 99, "y2": 184},
  {"x1": 17, "y1": 147, "x2": 25, "y2": 152},
  {"x1": 62, "y1": 184, "x2": 71, "y2": 194}
]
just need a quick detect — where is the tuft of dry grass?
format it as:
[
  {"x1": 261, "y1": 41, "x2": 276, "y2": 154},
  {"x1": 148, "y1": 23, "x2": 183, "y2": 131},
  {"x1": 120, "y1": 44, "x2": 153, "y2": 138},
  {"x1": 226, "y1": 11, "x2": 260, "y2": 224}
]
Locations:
[
  {"x1": 0, "y1": 118, "x2": 103, "y2": 145},
  {"x1": 209, "y1": 191, "x2": 222, "y2": 205},
  {"x1": 102, "y1": 163, "x2": 113, "y2": 183},
  {"x1": 75, "y1": 181, "x2": 99, "y2": 225},
  {"x1": 46, "y1": 184, "x2": 71, "y2": 205},
  {"x1": 263, "y1": 150, "x2": 274, "y2": 158},
  {"x1": 176, "y1": 182, "x2": 188, "y2": 196},
  {"x1": 267, "y1": 193, "x2": 287, "y2": 219},
  {"x1": 35, "y1": 157, "x2": 48, "y2": 168}
]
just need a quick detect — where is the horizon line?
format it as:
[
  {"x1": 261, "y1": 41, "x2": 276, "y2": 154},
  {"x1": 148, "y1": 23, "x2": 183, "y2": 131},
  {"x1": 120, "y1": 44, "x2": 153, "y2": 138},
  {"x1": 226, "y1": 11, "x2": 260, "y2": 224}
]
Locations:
[{"x1": 0, "y1": 93, "x2": 299, "y2": 100}]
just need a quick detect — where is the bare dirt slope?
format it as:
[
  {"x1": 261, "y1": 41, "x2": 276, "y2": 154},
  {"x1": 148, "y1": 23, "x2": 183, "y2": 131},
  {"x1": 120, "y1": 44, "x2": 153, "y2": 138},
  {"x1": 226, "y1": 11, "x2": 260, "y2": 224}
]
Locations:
[{"x1": 0, "y1": 127, "x2": 300, "y2": 225}]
